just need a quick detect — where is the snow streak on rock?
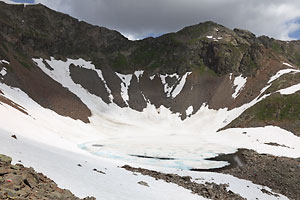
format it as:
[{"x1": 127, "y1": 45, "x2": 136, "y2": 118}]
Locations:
[
  {"x1": 0, "y1": 67, "x2": 7, "y2": 78},
  {"x1": 96, "y1": 69, "x2": 114, "y2": 101},
  {"x1": 115, "y1": 72, "x2": 132, "y2": 105},
  {"x1": 172, "y1": 72, "x2": 191, "y2": 98},
  {"x1": 268, "y1": 68, "x2": 300, "y2": 84},
  {"x1": 160, "y1": 74, "x2": 177, "y2": 97},
  {"x1": 74, "y1": 60, "x2": 114, "y2": 102},
  {"x1": 282, "y1": 62, "x2": 296, "y2": 68},
  {"x1": 160, "y1": 72, "x2": 191, "y2": 98},
  {"x1": 134, "y1": 70, "x2": 144, "y2": 82}
]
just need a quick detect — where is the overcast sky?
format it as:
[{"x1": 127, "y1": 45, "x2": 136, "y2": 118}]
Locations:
[{"x1": 9, "y1": 0, "x2": 300, "y2": 40}]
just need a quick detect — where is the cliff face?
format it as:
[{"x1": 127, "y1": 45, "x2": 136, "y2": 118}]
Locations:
[{"x1": 0, "y1": 1, "x2": 300, "y2": 131}]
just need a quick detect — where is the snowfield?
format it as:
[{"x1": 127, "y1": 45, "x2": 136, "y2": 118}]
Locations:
[{"x1": 0, "y1": 58, "x2": 298, "y2": 199}]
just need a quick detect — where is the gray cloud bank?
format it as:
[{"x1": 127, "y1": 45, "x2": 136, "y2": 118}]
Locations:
[{"x1": 35, "y1": 0, "x2": 300, "y2": 40}]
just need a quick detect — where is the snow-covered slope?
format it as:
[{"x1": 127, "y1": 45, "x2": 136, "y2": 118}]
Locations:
[{"x1": 0, "y1": 57, "x2": 299, "y2": 199}]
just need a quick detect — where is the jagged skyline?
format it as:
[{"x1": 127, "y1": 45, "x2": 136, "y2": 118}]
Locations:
[{"x1": 7, "y1": 0, "x2": 300, "y2": 41}]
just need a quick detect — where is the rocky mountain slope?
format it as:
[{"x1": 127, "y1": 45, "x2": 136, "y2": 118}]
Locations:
[
  {"x1": 0, "y1": 1, "x2": 299, "y2": 200},
  {"x1": 1, "y1": 1, "x2": 300, "y2": 121}
]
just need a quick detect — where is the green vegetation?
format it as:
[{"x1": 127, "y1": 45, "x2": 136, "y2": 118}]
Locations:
[
  {"x1": 265, "y1": 73, "x2": 300, "y2": 94},
  {"x1": 129, "y1": 38, "x2": 180, "y2": 70},
  {"x1": 18, "y1": 60, "x2": 32, "y2": 70},
  {"x1": 248, "y1": 93, "x2": 300, "y2": 121},
  {"x1": 131, "y1": 45, "x2": 161, "y2": 66},
  {"x1": 286, "y1": 45, "x2": 300, "y2": 67},
  {"x1": 112, "y1": 53, "x2": 129, "y2": 70},
  {"x1": 1, "y1": 43, "x2": 8, "y2": 52},
  {"x1": 178, "y1": 21, "x2": 216, "y2": 38},
  {"x1": 271, "y1": 42, "x2": 284, "y2": 54},
  {"x1": 191, "y1": 62, "x2": 217, "y2": 76},
  {"x1": 240, "y1": 53, "x2": 258, "y2": 74},
  {"x1": 12, "y1": 46, "x2": 32, "y2": 70},
  {"x1": 0, "y1": 47, "x2": 8, "y2": 61}
]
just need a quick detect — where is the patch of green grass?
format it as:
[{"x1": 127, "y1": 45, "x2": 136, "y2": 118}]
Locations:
[
  {"x1": 178, "y1": 21, "x2": 215, "y2": 38},
  {"x1": 1, "y1": 43, "x2": 8, "y2": 52},
  {"x1": 130, "y1": 45, "x2": 164, "y2": 69},
  {"x1": 0, "y1": 47, "x2": 8, "y2": 61},
  {"x1": 191, "y1": 62, "x2": 217, "y2": 76},
  {"x1": 187, "y1": 37, "x2": 211, "y2": 44},
  {"x1": 250, "y1": 93, "x2": 300, "y2": 121},
  {"x1": 148, "y1": 61, "x2": 161, "y2": 70},
  {"x1": 18, "y1": 60, "x2": 32, "y2": 70},
  {"x1": 290, "y1": 52, "x2": 300, "y2": 67},
  {"x1": 241, "y1": 53, "x2": 258, "y2": 73},
  {"x1": 112, "y1": 53, "x2": 129, "y2": 70},
  {"x1": 271, "y1": 42, "x2": 284, "y2": 54}
]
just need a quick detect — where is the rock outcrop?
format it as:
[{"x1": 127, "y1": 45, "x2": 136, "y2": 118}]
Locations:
[{"x1": 0, "y1": 154, "x2": 95, "y2": 200}]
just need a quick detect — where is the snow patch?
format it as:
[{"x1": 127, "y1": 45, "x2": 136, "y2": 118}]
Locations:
[
  {"x1": 116, "y1": 72, "x2": 133, "y2": 105},
  {"x1": 206, "y1": 35, "x2": 222, "y2": 41},
  {"x1": 232, "y1": 75, "x2": 247, "y2": 99},
  {"x1": 278, "y1": 83, "x2": 300, "y2": 95},
  {"x1": 0, "y1": 59, "x2": 9, "y2": 65},
  {"x1": 0, "y1": 67, "x2": 7, "y2": 77},
  {"x1": 134, "y1": 70, "x2": 144, "y2": 82},
  {"x1": 149, "y1": 75, "x2": 155, "y2": 80},
  {"x1": 186, "y1": 106, "x2": 193, "y2": 116}
]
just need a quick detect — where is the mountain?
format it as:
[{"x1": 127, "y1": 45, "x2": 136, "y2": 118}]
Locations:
[{"x1": 0, "y1": 1, "x2": 299, "y2": 200}]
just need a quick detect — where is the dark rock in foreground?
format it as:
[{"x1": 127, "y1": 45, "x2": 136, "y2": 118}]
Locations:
[
  {"x1": 217, "y1": 149, "x2": 300, "y2": 200},
  {"x1": 0, "y1": 154, "x2": 95, "y2": 200},
  {"x1": 122, "y1": 165, "x2": 245, "y2": 200}
]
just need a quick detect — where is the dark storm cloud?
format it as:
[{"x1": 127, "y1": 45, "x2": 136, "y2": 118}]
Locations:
[{"x1": 36, "y1": 0, "x2": 300, "y2": 40}]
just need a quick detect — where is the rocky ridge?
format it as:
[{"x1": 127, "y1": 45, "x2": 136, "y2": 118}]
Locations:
[{"x1": 122, "y1": 165, "x2": 245, "y2": 200}]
